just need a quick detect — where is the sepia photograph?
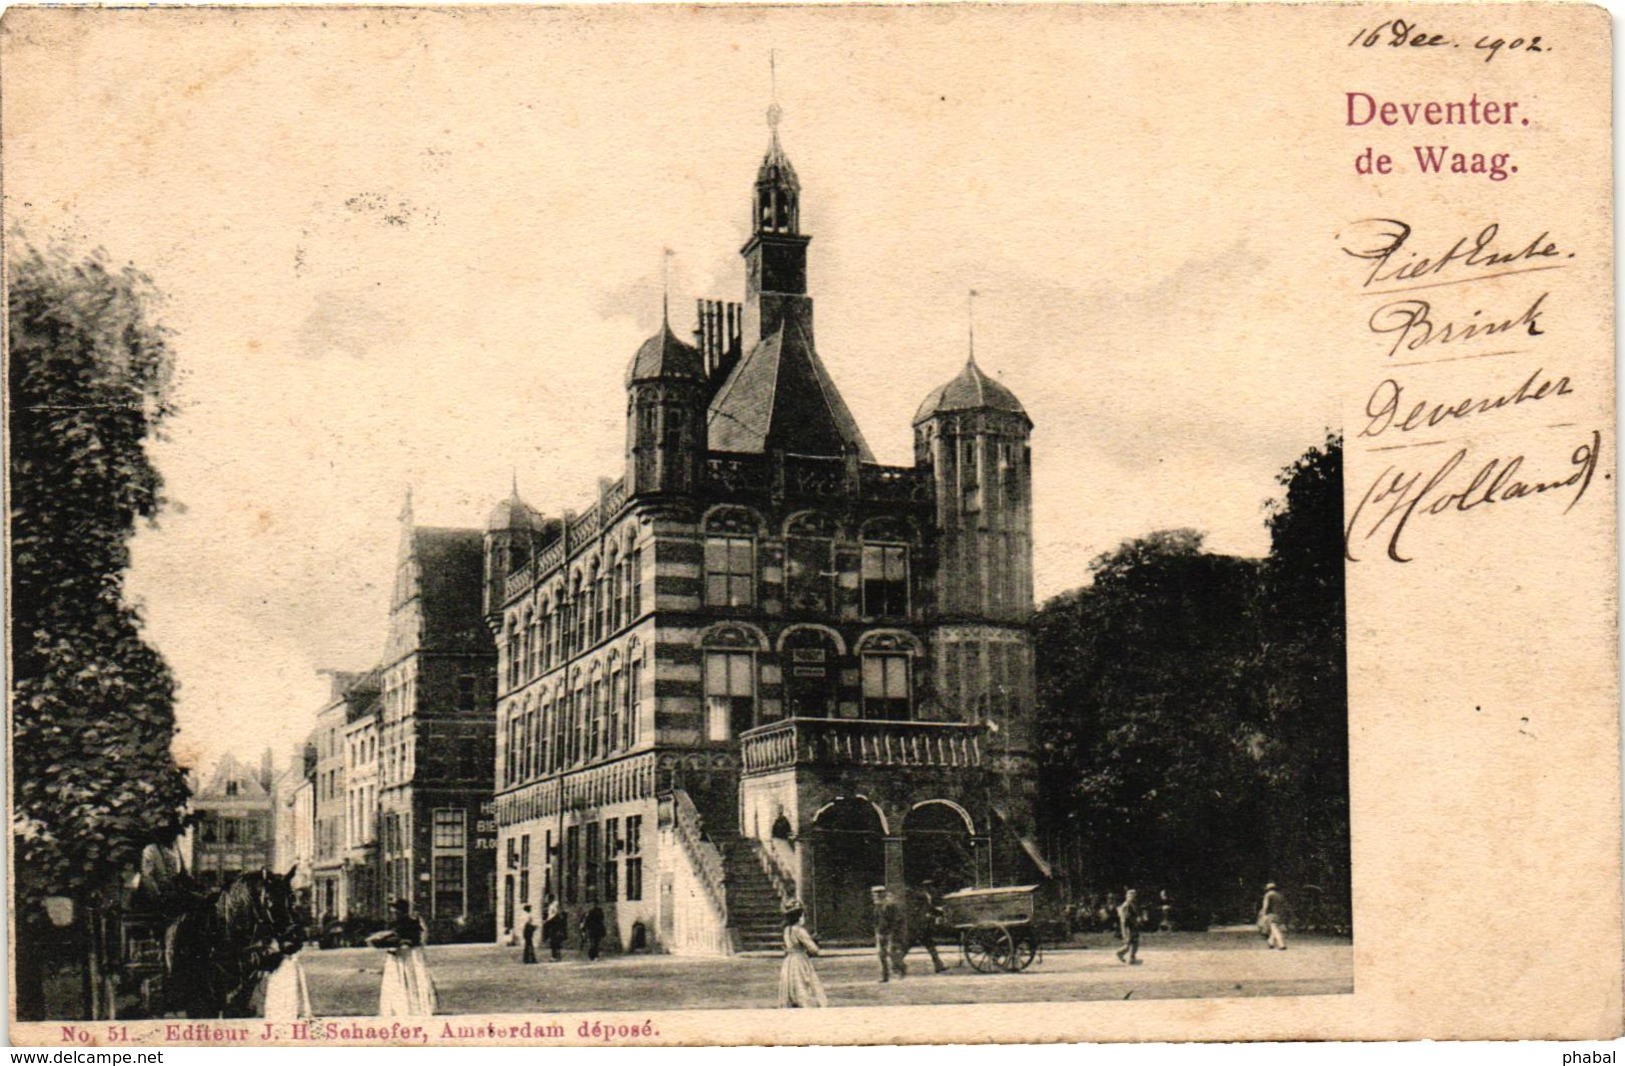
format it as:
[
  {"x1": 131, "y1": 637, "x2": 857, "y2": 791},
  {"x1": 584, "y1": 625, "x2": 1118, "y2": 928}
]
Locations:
[{"x1": 4, "y1": 3, "x2": 1614, "y2": 1046}]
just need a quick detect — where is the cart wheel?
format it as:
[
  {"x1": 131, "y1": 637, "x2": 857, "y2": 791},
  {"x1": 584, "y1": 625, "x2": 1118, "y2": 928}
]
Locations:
[
  {"x1": 963, "y1": 927, "x2": 1014, "y2": 973},
  {"x1": 1009, "y1": 932, "x2": 1037, "y2": 972}
]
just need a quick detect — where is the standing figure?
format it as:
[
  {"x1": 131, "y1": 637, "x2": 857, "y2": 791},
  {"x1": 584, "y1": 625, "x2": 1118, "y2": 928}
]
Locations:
[
  {"x1": 519, "y1": 905, "x2": 538, "y2": 965},
  {"x1": 905, "y1": 880, "x2": 949, "y2": 973},
  {"x1": 260, "y1": 946, "x2": 314, "y2": 1021},
  {"x1": 1157, "y1": 890, "x2": 1175, "y2": 933},
  {"x1": 871, "y1": 886, "x2": 908, "y2": 982},
  {"x1": 543, "y1": 901, "x2": 568, "y2": 961},
  {"x1": 1104, "y1": 891, "x2": 1122, "y2": 938},
  {"x1": 1259, "y1": 883, "x2": 1287, "y2": 950},
  {"x1": 777, "y1": 902, "x2": 827, "y2": 1008},
  {"x1": 583, "y1": 901, "x2": 607, "y2": 961},
  {"x1": 1115, "y1": 889, "x2": 1143, "y2": 965},
  {"x1": 369, "y1": 899, "x2": 438, "y2": 1016}
]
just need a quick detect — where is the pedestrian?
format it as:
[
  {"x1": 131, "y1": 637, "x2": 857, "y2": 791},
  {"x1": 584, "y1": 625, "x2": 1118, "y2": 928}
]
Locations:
[
  {"x1": 519, "y1": 905, "x2": 538, "y2": 965},
  {"x1": 368, "y1": 899, "x2": 438, "y2": 1016},
  {"x1": 777, "y1": 901, "x2": 827, "y2": 1008},
  {"x1": 1115, "y1": 889, "x2": 1142, "y2": 965},
  {"x1": 871, "y1": 885, "x2": 908, "y2": 982},
  {"x1": 583, "y1": 900, "x2": 607, "y2": 961},
  {"x1": 905, "y1": 880, "x2": 949, "y2": 973},
  {"x1": 1259, "y1": 883, "x2": 1287, "y2": 950},
  {"x1": 1104, "y1": 891, "x2": 1122, "y2": 938},
  {"x1": 543, "y1": 901, "x2": 568, "y2": 961},
  {"x1": 260, "y1": 944, "x2": 314, "y2": 1021},
  {"x1": 1157, "y1": 890, "x2": 1174, "y2": 933}
]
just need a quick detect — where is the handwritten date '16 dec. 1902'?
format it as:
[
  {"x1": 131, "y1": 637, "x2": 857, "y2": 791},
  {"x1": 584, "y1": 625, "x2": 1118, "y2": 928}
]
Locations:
[{"x1": 1347, "y1": 19, "x2": 1546, "y2": 63}]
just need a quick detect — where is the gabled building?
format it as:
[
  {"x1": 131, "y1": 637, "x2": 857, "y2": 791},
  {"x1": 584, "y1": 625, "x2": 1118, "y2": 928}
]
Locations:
[
  {"x1": 487, "y1": 104, "x2": 1040, "y2": 953},
  {"x1": 187, "y1": 751, "x2": 276, "y2": 890},
  {"x1": 373, "y1": 500, "x2": 500, "y2": 941}
]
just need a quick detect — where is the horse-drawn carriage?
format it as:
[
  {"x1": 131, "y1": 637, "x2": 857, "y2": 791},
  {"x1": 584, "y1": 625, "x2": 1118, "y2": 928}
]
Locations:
[
  {"x1": 940, "y1": 885, "x2": 1052, "y2": 973},
  {"x1": 93, "y1": 906, "x2": 172, "y2": 1018}
]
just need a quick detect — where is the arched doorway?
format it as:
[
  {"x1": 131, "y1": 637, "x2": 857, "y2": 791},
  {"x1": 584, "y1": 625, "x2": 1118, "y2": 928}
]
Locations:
[
  {"x1": 903, "y1": 802, "x2": 976, "y2": 893},
  {"x1": 810, "y1": 798, "x2": 885, "y2": 941}
]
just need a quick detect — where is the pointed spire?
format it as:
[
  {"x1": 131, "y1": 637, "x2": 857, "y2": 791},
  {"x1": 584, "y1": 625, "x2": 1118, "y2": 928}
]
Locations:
[
  {"x1": 399, "y1": 484, "x2": 414, "y2": 524},
  {"x1": 662, "y1": 247, "x2": 675, "y2": 323},
  {"x1": 967, "y1": 289, "x2": 979, "y2": 367},
  {"x1": 511, "y1": 467, "x2": 520, "y2": 499}
]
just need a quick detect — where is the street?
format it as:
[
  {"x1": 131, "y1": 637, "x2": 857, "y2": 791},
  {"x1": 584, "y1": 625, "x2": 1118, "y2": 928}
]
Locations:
[{"x1": 297, "y1": 930, "x2": 1353, "y2": 1016}]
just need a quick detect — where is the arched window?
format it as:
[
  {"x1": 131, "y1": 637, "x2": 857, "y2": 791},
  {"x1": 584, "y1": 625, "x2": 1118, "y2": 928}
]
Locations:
[
  {"x1": 521, "y1": 610, "x2": 535, "y2": 683},
  {"x1": 550, "y1": 682, "x2": 568, "y2": 773},
  {"x1": 861, "y1": 518, "x2": 912, "y2": 619},
  {"x1": 506, "y1": 619, "x2": 522, "y2": 690},
  {"x1": 607, "y1": 653, "x2": 624, "y2": 755},
  {"x1": 785, "y1": 512, "x2": 836, "y2": 613},
  {"x1": 701, "y1": 623, "x2": 767, "y2": 740},
  {"x1": 594, "y1": 561, "x2": 610, "y2": 643},
  {"x1": 858, "y1": 631, "x2": 920, "y2": 721},
  {"x1": 626, "y1": 640, "x2": 643, "y2": 749},
  {"x1": 781, "y1": 626, "x2": 842, "y2": 719},
  {"x1": 606, "y1": 548, "x2": 622, "y2": 633},
  {"x1": 704, "y1": 508, "x2": 760, "y2": 608},
  {"x1": 629, "y1": 548, "x2": 643, "y2": 618},
  {"x1": 570, "y1": 574, "x2": 586, "y2": 654},
  {"x1": 588, "y1": 664, "x2": 607, "y2": 762},
  {"x1": 570, "y1": 675, "x2": 588, "y2": 766},
  {"x1": 537, "y1": 695, "x2": 551, "y2": 778}
]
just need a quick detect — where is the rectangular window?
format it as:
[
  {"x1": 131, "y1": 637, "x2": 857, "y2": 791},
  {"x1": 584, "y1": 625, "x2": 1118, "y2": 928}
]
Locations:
[
  {"x1": 625, "y1": 815, "x2": 644, "y2": 902},
  {"x1": 861, "y1": 544, "x2": 910, "y2": 618},
  {"x1": 433, "y1": 808, "x2": 466, "y2": 850},
  {"x1": 704, "y1": 536, "x2": 755, "y2": 607},
  {"x1": 862, "y1": 654, "x2": 912, "y2": 720},
  {"x1": 961, "y1": 439, "x2": 981, "y2": 514},
  {"x1": 585, "y1": 822, "x2": 601, "y2": 904},
  {"x1": 705, "y1": 651, "x2": 755, "y2": 740},
  {"x1": 786, "y1": 536, "x2": 832, "y2": 612},
  {"x1": 433, "y1": 855, "x2": 465, "y2": 919},
  {"x1": 564, "y1": 826, "x2": 580, "y2": 903},
  {"x1": 608, "y1": 671, "x2": 623, "y2": 754},
  {"x1": 627, "y1": 658, "x2": 642, "y2": 748},
  {"x1": 630, "y1": 550, "x2": 642, "y2": 617}
]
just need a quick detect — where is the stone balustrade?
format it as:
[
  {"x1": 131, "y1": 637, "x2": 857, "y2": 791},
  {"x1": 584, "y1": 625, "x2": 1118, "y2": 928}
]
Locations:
[{"x1": 739, "y1": 717, "x2": 984, "y2": 776}]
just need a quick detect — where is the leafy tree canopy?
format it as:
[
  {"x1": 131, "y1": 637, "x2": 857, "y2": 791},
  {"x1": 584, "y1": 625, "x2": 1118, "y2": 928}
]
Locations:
[
  {"x1": 1034, "y1": 437, "x2": 1347, "y2": 928},
  {"x1": 9, "y1": 243, "x2": 191, "y2": 907}
]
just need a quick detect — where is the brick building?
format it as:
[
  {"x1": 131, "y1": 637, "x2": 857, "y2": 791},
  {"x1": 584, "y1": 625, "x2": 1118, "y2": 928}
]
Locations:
[{"x1": 486, "y1": 106, "x2": 1040, "y2": 953}]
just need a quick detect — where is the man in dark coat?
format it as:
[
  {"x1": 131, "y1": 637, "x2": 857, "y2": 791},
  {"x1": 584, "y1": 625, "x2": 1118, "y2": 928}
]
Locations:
[
  {"x1": 905, "y1": 881, "x2": 949, "y2": 973},
  {"x1": 543, "y1": 901, "x2": 568, "y2": 961},
  {"x1": 583, "y1": 901, "x2": 607, "y2": 961},
  {"x1": 872, "y1": 886, "x2": 908, "y2": 982}
]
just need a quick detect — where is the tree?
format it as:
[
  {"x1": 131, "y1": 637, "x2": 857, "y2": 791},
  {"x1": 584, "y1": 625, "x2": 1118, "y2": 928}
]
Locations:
[
  {"x1": 1033, "y1": 437, "x2": 1350, "y2": 931},
  {"x1": 1034, "y1": 530, "x2": 1269, "y2": 920},
  {"x1": 1258, "y1": 433, "x2": 1348, "y2": 926},
  {"x1": 9, "y1": 243, "x2": 191, "y2": 1015}
]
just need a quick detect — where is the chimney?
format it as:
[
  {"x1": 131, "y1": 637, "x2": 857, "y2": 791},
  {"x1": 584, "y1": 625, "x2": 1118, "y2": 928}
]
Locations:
[
  {"x1": 695, "y1": 299, "x2": 743, "y2": 390},
  {"x1": 260, "y1": 747, "x2": 274, "y2": 792}
]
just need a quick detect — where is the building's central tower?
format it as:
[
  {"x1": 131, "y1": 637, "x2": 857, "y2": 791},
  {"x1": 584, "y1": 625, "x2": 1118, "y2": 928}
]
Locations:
[{"x1": 741, "y1": 105, "x2": 812, "y2": 346}]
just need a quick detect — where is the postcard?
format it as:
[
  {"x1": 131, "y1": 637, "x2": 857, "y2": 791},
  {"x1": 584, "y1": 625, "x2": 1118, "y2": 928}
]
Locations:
[{"x1": 3, "y1": 2, "x2": 1617, "y2": 1046}]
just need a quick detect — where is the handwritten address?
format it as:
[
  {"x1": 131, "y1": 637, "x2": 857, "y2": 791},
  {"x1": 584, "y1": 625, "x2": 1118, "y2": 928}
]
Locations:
[{"x1": 1339, "y1": 218, "x2": 1600, "y2": 562}]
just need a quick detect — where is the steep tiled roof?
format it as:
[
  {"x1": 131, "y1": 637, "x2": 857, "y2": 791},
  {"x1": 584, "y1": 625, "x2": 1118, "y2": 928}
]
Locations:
[
  {"x1": 706, "y1": 320, "x2": 873, "y2": 460},
  {"x1": 913, "y1": 358, "x2": 1030, "y2": 425},
  {"x1": 412, "y1": 527, "x2": 490, "y2": 654}
]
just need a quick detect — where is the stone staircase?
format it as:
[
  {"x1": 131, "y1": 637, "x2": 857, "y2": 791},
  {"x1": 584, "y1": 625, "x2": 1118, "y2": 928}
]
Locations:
[{"x1": 715, "y1": 833, "x2": 790, "y2": 954}]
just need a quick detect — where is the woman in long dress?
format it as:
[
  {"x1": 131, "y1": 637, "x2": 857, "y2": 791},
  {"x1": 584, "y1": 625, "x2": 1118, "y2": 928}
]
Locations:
[
  {"x1": 369, "y1": 899, "x2": 439, "y2": 1016},
  {"x1": 261, "y1": 946, "x2": 314, "y2": 1021},
  {"x1": 778, "y1": 902, "x2": 827, "y2": 1008}
]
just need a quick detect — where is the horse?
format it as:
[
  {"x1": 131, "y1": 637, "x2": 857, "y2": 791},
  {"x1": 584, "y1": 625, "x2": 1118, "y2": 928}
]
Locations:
[{"x1": 163, "y1": 867, "x2": 304, "y2": 1018}]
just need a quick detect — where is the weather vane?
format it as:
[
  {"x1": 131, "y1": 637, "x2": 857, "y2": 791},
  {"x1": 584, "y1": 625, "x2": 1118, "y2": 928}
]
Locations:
[{"x1": 767, "y1": 49, "x2": 782, "y2": 130}]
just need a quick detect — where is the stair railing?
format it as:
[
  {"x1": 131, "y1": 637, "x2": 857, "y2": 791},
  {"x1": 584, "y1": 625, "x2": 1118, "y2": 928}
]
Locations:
[
  {"x1": 671, "y1": 789, "x2": 729, "y2": 927},
  {"x1": 748, "y1": 838, "x2": 798, "y2": 907}
]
